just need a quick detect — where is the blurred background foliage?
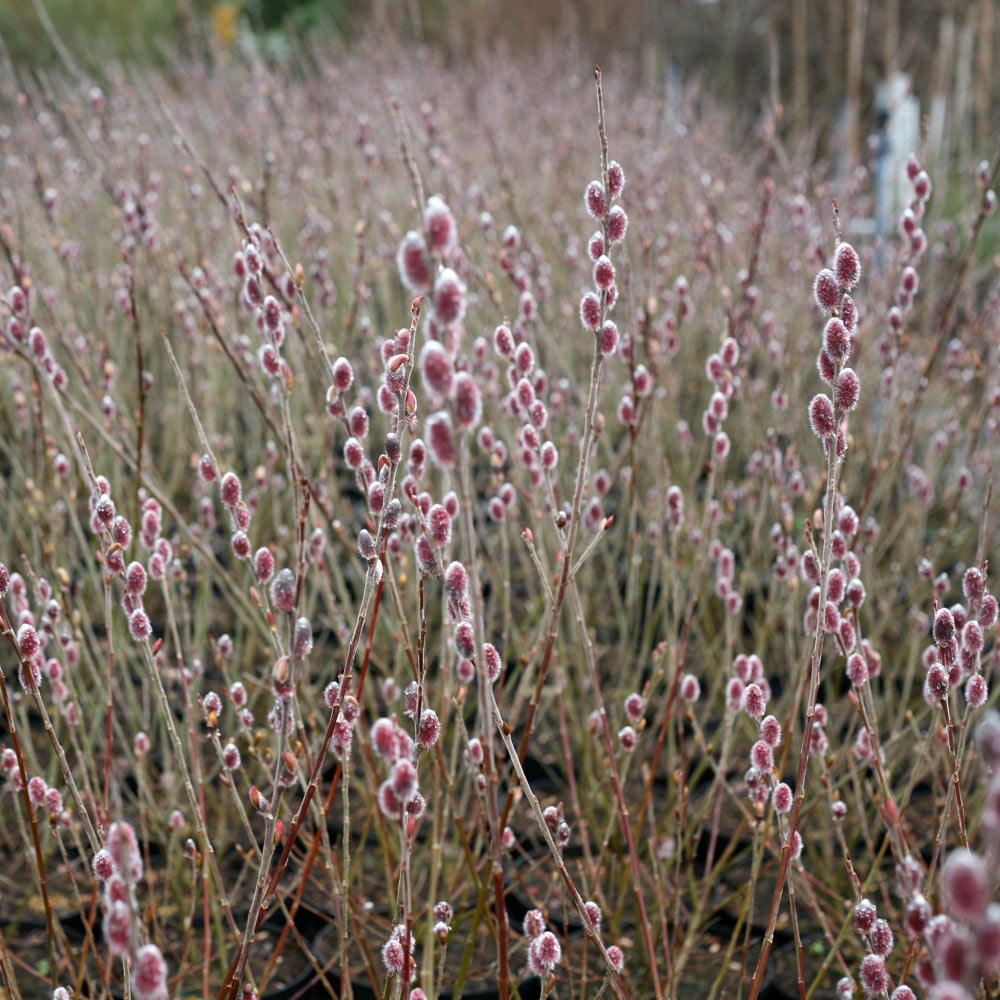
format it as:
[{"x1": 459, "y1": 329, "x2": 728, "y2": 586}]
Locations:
[{"x1": 0, "y1": 0, "x2": 996, "y2": 171}]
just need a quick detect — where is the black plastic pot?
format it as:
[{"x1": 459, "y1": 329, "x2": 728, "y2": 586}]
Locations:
[
  {"x1": 2, "y1": 916, "x2": 78, "y2": 999},
  {"x1": 670, "y1": 922, "x2": 776, "y2": 1000},
  {"x1": 308, "y1": 922, "x2": 541, "y2": 1000},
  {"x1": 767, "y1": 934, "x2": 851, "y2": 1000},
  {"x1": 247, "y1": 915, "x2": 329, "y2": 1000}
]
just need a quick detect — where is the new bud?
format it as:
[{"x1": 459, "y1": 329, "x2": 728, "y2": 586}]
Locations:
[
  {"x1": 808, "y1": 394, "x2": 836, "y2": 439},
  {"x1": 424, "y1": 195, "x2": 457, "y2": 254},
  {"x1": 814, "y1": 268, "x2": 839, "y2": 312},
  {"x1": 834, "y1": 242, "x2": 861, "y2": 290},
  {"x1": 585, "y1": 180, "x2": 607, "y2": 220},
  {"x1": 835, "y1": 368, "x2": 861, "y2": 411}
]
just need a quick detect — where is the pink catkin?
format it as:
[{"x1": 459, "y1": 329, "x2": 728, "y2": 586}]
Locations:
[
  {"x1": 593, "y1": 255, "x2": 615, "y2": 290},
  {"x1": 607, "y1": 205, "x2": 628, "y2": 244},
  {"x1": 103, "y1": 900, "x2": 131, "y2": 957},
  {"x1": 220, "y1": 471, "x2": 242, "y2": 508},
  {"x1": 128, "y1": 609, "x2": 151, "y2": 642},
  {"x1": 835, "y1": 368, "x2": 861, "y2": 411},
  {"x1": 417, "y1": 709, "x2": 441, "y2": 750},
  {"x1": 270, "y1": 568, "x2": 296, "y2": 613},
  {"x1": 808, "y1": 394, "x2": 836, "y2": 439},
  {"x1": 607, "y1": 160, "x2": 625, "y2": 197},
  {"x1": 941, "y1": 848, "x2": 989, "y2": 922},
  {"x1": 585, "y1": 181, "x2": 607, "y2": 220},
  {"x1": 397, "y1": 231, "x2": 430, "y2": 292},
  {"x1": 16, "y1": 623, "x2": 39, "y2": 659},
  {"x1": 254, "y1": 547, "x2": 275, "y2": 584},
  {"x1": 814, "y1": 268, "x2": 839, "y2": 311},
  {"x1": 331, "y1": 356, "x2": 354, "y2": 392},
  {"x1": 420, "y1": 341, "x2": 453, "y2": 396},
  {"x1": 580, "y1": 291, "x2": 602, "y2": 330},
  {"x1": 528, "y1": 931, "x2": 562, "y2": 975},
  {"x1": 823, "y1": 318, "x2": 851, "y2": 362},
  {"x1": 835, "y1": 242, "x2": 861, "y2": 290},
  {"x1": 859, "y1": 954, "x2": 887, "y2": 996},
  {"x1": 598, "y1": 321, "x2": 619, "y2": 355},
  {"x1": 132, "y1": 945, "x2": 169, "y2": 1000},
  {"x1": 934, "y1": 607, "x2": 956, "y2": 646},
  {"x1": 453, "y1": 372, "x2": 482, "y2": 431},
  {"x1": 980, "y1": 594, "x2": 998, "y2": 628},
  {"x1": 433, "y1": 269, "x2": 466, "y2": 327},
  {"x1": 773, "y1": 782, "x2": 793, "y2": 813},
  {"x1": 426, "y1": 412, "x2": 456, "y2": 467},
  {"x1": 424, "y1": 196, "x2": 457, "y2": 254}
]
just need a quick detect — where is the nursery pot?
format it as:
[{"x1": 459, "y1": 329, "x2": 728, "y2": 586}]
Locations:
[
  {"x1": 768, "y1": 934, "x2": 851, "y2": 1000},
  {"x1": 309, "y1": 920, "x2": 541, "y2": 1000},
  {"x1": 669, "y1": 921, "x2": 775, "y2": 1000}
]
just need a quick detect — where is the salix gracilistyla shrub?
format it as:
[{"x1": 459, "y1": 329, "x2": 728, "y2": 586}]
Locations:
[{"x1": 1, "y1": 32, "x2": 999, "y2": 1000}]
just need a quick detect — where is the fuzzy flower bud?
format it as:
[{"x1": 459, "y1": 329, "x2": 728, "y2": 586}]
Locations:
[
  {"x1": 593, "y1": 255, "x2": 615, "y2": 291},
  {"x1": 16, "y1": 623, "x2": 39, "y2": 659},
  {"x1": 220, "y1": 471, "x2": 242, "y2": 509},
  {"x1": 424, "y1": 195, "x2": 457, "y2": 254},
  {"x1": 823, "y1": 317, "x2": 851, "y2": 363},
  {"x1": 847, "y1": 653, "x2": 868, "y2": 687},
  {"x1": 871, "y1": 919, "x2": 893, "y2": 957},
  {"x1": 453, "y1": 621, "x2": 475, "y2": 659},
  {"x1": 527, "y1": 931, "x2": 562, "y2": 976},
  {"x1": 524, "y1": 909, "x2": 546, "y2": 939},
  {"x1": 454, "y1": 372, "x2": 482, "y2": 431},
  {"x1": 808, "y1": 394, "x2": 836, "y2": 439},
  {"x1": 814, "y1": 268, "x2": 839, "y2": 312},
  {"x1": 417, "y1": 709, "x2": 441, "y2": 751},
  {"x1": 855, "y1": 899, "x2": 877, "y2": 934},
  {"x1": 924, "y1": 663, "x2": 950, "y2": 704},
  {"x1": 834, "y1": 242, "x2": 861, "y2": 290},
  {"x1": 607, "y1": 205, "x2": 628, "y2": 244},
  {"x1": 966, "y1": 673, "x2": 988, "y2": 708},
  {"x1": 598, "y1": 320, "x2": 618, "y2": 355},
  {"x1": 760, "y1": 714, "x2": 782, "y2": 745},
  {"x1": 133, "y1": 944, "x2": 169, "y2": 1000},
  {"x1": 128, "y1": 608, "x2": 152, "y2": 642},
  {"x1": 444, "y1": 560, "x2": 468, "y2": 599},
  {"x1": 607, "y1": 161, "x2": 625, "y2": 198},
  {"x1": 585, "y1": 180, "x2": 607, "y2": 220},
  {"x1": 397, "y1": 231, "x2": 430, "y2": 293},
  {"x1": 254, "y1": 547, "x2": 275, "y2": 584},
  {"x1": 357, "y1": 529, "x2": 377, "y2": 561},
  {"x1": 859, "y1": 953, "x2": 887, "y2": 996},
  {"x1": 743, "y1": 682, "x2": 766, "y2": 720},
  {"x1": 270, "y1": 568, "x2": 296, "y2": 614},
  {"x1": 751, "y1": 739, "x2": 773, "y2": 771},
  {"x1": 981, "y1": 593, "x2": 999, "y2": 629},
  {"x1": 432, "y1": 269, "x2": 466, "y2": 327},
  {"x1": 934, "y1": 607, "x2": 956, "y2": 647},
  {"x1": 331, "y1": 356, "x2": 354, "y2": 393},
  {"x1": 941, "y1": 848, "x2": 990, "y2": 923},
  {"x1": 92, "y1": 848, "x2": 114, "y2": 880},
  {"x1": 835, "y1": 368, "x2": 861, "y2": 411},
  {"x1": 580, "y1": 291, "x2": 601, "y2": 331},
  {"x1": 426, "y1": 411, "x2": 456, "y2": 468},
  {"x1": 666, "y1": 485, "x2": 684, "y2": 530},
  {"x1": 482, "y1": 642, "x2": 502, "y2": 682},
  {"x1": 125, "y1": 561, "x2": 147, "y2": 596},
  {"x1": 222, "y1": 742, "x2": 241, "y2": 770},
  {"x1": 103, "y1": 899, "x2": 131, "y2": 957},
  {"x1": 773, "y1": 782, "x2": 793, "y2": 813},
  {"x1": 420, "y1": 341, "x2": 453, "y2": 397}
]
